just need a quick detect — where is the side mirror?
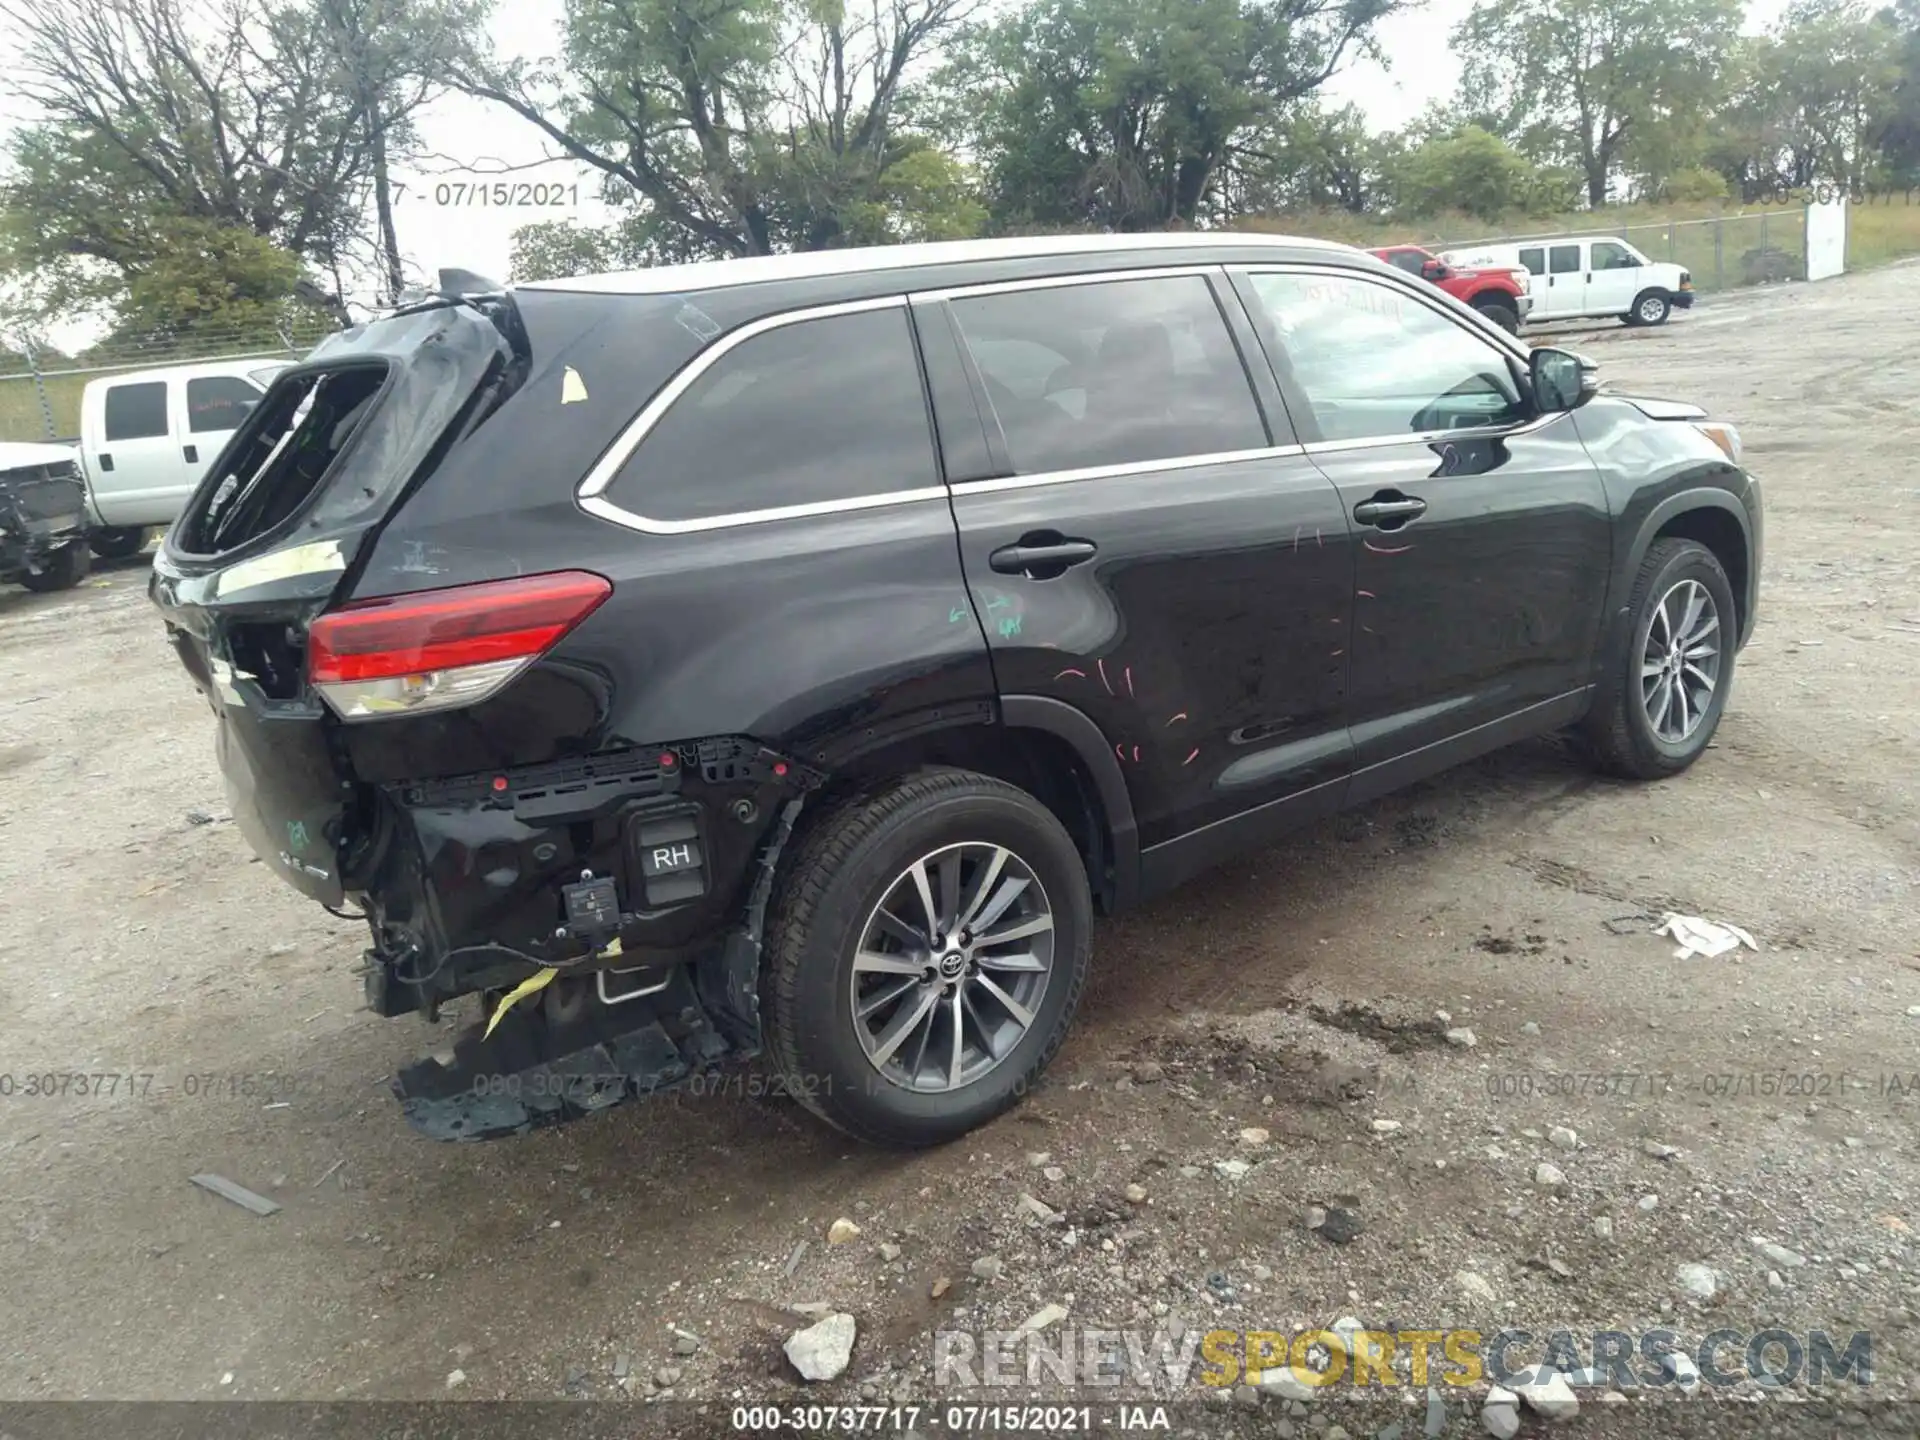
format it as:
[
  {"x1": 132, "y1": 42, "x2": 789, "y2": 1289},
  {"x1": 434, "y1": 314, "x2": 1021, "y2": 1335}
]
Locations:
[{"x1": 1531, "y1": 347, "x2": 1600, "y2": 411}]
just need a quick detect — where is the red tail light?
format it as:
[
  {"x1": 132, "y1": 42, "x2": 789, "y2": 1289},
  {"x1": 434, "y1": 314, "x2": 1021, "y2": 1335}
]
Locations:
[{"x1": 308, "y1": 571, "x2": 611, "y2": 720}]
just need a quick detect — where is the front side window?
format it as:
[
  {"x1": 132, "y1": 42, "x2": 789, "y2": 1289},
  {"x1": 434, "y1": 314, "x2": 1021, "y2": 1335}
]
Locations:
[
  {"x1": 1249, "y1": 272, "x2": 1528, "y2": 442},
  {"x1": 187, "y1": 376, "x2": 266, "y2": 434},
  {"x1": 1590, "y1": 241, "x2": 1638, "y2": 270},
  {"x1": 950, "y1": 275, "x2": 1270, "y2": 475},
  {"x1": 606, "y1": 306, "x2": 937, "y2": 524},
  {"x1": 104, "y1": 381, "x2": 168, "y2": 442},
  {"x1": 1549, "y1": 245, "x2": 1582, "y2": 274}
]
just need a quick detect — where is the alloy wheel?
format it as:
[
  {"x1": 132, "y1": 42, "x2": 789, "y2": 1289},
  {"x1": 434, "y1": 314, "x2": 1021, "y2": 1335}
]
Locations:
[
  {"x1": 1638, "y1": 297, "x2": 1667, "y2": 323},
  {"x1": 1640, "y1": 578, "x2": 1722, "y2": 743},
  {"x1": 850, "y1": 843, "x2": 1055, "y2": 1092}
]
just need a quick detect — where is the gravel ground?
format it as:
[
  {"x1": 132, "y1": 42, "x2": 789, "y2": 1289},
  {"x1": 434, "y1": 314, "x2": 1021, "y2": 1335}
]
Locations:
[{"x1": 1, "y1": 264, "x2": 1916, "y2": 1439}]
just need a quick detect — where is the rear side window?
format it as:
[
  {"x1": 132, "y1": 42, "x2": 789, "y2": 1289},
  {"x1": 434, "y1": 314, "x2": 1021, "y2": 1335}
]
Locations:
[
  {"x1": 187, "y1": 376, "x2": 264, "y2": 433},
  {"x1": 1517, "y1": 248, "x2": 1545, "y2": 275},
  {"x1": 606, "y1": 306, "x2": 936, "y2": 524},
  {"x1": 1549, "y1": 245, "x2": 1582, "y2": 274},
  {"x1": 104, "y1": 381, "x2": 168, "y2": 442},
  {"x1": 950, "y1": 275, "x2": 1268, "y2": 475}
]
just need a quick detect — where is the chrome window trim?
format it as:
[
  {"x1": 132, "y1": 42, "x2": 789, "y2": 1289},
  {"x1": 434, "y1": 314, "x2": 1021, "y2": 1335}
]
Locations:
[
  {"x1": 947, "y1": 443, "x2": 1308, "y2": 498},
  {"x1": 575, "y1": 294, "x2": 943, "y2": 536},
  {"x1": 913, "y1": 264, "x2": 1226, "y2": 303}
]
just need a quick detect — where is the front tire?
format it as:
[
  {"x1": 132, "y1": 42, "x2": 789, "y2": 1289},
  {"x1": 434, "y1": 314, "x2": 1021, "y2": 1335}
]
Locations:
[
  {"x1": 1626, "y1": 290, "x2": 1672, "y2": 327},
  {"x1": 1473, "y1": 298, "x2": 1520, "y2": 334},
  {"x1": 763, "y1": 769, "x2": 1093, "y2": 1147},
  {"x1": 1581, "y1": 538, "x2": 1735, "y2": 780},
  {"x1": 89, "y1": 526, "x2": 150, "y2": 560},
  {"x1": 18, "y1": 542, "x2": 89, "y2": 592}
]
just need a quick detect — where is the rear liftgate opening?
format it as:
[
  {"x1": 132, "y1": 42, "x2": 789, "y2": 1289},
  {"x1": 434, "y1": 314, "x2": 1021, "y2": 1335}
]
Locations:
[{"x1": 382, "y1": 745, "x2": 820, "y2": 1142}]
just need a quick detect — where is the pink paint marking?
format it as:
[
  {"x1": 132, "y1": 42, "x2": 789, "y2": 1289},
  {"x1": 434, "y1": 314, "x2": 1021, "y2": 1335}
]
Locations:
[
  {"x1": 1365, "y1": 540, "x2": 1414, "y2": 555},
  {"x1": 1183, "y1": 748, "x2": 1200, "y2": 766},
  {"x1": 1166, "y1": 712, "x2": 1189, "y2": 726},
  {"x1": 1293, "y1": 525, "x2": 1302, "y2": 552},
  {"x1": 1054, "y1": 668, "x2": 1087, "y2": 680},
  {"x1": 1316, "y1": 528, "x2": 1323, "y2": 548},
  {"x1": 1357, "y1": 589, "x2": 1376, "y2": 599},
  {"x1": 1115, "y1": 744, "x2": 1127, "y2": 762},
  {"x1": 1331, "y1": 648, "x2": 1345, "y2": 657},
  {"x1": 1133, "y1": 746, "x2": 1141, "y2": 763},
  {"x1": 1098, "y1": 658, "x2": 1114, "y2": 695},
  {"x1": 1125, "y1": 666, "x2": 1135, "y2": 697}
]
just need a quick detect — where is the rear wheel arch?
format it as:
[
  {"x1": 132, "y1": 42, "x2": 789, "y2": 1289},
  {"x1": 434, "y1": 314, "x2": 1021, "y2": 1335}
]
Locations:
[{"x1": 803, "y1": 699, "x2": 1138, "y2": 915}]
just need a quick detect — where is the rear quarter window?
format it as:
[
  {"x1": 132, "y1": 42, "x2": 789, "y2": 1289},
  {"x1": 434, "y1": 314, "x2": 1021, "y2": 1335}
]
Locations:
[{"x1": 603, "y1": 304, "x2": 938, "y2": 525}]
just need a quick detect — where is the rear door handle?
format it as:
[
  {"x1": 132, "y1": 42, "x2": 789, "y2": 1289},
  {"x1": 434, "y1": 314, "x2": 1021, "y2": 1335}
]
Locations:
[
  {"x1": 99, "y1": 453, "x2": 114, "y2": 472},
  {"x1": 989, "y1": 535, "x2": 1098, "y2": 578},
  {"x1": 183, "y1": 444, "x2": 198, "y2": 463},
  {"x1": 1353, "y1": 494, "x2": 1428, "y2": 527}
]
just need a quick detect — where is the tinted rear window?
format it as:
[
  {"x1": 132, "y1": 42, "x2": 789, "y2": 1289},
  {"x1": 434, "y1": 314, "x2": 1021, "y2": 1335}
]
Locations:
[
  {"x1": 104, "y1": 381, "x2": 168, "y2": 442},
  {"x1": 605, "y1": 305, "x2": 937, "y2": 524}
]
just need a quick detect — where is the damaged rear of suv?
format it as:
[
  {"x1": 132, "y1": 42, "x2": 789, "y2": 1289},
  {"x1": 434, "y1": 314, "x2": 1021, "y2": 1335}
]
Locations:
[
  {"x1": 153, "y1": 238, "x2": 1760, "y2": 1150},
  {"x1": 151, "y1": 266, "x2": 1061, "y2": 1147}
]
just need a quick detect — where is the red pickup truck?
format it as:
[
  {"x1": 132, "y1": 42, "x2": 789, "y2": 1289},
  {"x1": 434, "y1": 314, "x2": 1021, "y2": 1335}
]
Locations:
[{"x1": 1370, "y1": 245, "x2": 1533, "y2": 333}]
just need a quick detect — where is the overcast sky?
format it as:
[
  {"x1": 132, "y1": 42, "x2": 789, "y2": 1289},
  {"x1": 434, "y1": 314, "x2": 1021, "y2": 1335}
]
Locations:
[{"x1": 3, "y1": 0, "x2": 1793, "y2": 350}]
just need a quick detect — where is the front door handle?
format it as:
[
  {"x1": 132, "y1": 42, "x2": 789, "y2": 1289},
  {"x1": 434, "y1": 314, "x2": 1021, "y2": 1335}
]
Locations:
[
  {"x1": 989, "y1": 534, "x2": 1098, "y2": 578},
  {"x1": 1353, "y1": 494, "x2": 1428, "y2": 528}
]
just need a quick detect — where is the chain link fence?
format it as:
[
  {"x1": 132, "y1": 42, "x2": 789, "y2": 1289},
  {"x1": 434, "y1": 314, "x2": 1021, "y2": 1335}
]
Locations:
[
  {"x1": 0, "y1": 314, "x2": 340, "y2": 444},
  {"x1": 1435, "y1": 210, "x2": 1808, "y2": 294}
]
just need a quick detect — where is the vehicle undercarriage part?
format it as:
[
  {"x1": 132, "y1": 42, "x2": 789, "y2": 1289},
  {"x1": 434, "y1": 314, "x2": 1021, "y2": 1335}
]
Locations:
[{"x1": 387, "y1": 788, "x2": 810, "y2": 1140}]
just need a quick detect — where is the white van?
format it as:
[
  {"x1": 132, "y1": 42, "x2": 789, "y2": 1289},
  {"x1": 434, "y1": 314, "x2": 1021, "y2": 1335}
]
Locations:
[
  {"x1": 1439, "y1": 236, "x2": 1694, "y2": 327},
  {"x1": 78, "y1": 359, "x2": 292, "y2": 554}
]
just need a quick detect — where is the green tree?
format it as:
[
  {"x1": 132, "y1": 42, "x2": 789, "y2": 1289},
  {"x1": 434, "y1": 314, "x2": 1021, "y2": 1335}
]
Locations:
[
  {"x1": 1227, "y1": 103, "x2": 1393, "y2": 216},
  {"x1": 460, "y1": 0, "x2": 981, "y2": 260},
  {"x1": 1765, "y1": 0, "x2": 1902, "y2": 189},
  {"x1": 1455, "y1": 0, "x2": 1742, "y2": 207},
  {"x1": 946, "y1": 0, "x2": 1404, "y2": 233},
  {"x1": 1385, "y1": 125, "x2": 1546, "y2": 220},
  {"x1": 0, "y1": 0, "x2": 484, "y2": 325},
  {"x1": 1881, "y1": 0, "x2": 1920, "y2": 183}
]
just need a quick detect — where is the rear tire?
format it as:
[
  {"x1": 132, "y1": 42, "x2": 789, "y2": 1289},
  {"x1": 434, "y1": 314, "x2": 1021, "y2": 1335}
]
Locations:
[
  {"x1": 89, "y1": 526, "x2": 150, "y2": 560},
  {"x1": 18, "y1": 542, "x2": 89, "y2": 592},
  {"x1": 763, "y1": 768, "x2": 1093, "y2": 1148},
  {"x1": 1581, "y1": 538, "x2": 1735, "y2": 780},
  {"x1": 1626, "y1": 290, "x2": 1672, "y2": 326},
  {"x1": 1473, "y1": 298, "x2": 1520, "y2": 334}
]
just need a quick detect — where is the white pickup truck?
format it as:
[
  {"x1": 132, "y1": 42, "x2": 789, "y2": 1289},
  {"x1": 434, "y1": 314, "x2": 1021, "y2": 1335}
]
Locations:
[
  {"x1": 1439, "y1": 235, "x2": 1695, "y2": 327},
  {"x1": 77, "y1": 358, "x2": 291, "y2": 557}
]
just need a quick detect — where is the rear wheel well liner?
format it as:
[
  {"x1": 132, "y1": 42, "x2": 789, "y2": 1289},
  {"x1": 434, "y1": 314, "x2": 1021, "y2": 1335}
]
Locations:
[{"x1": 795, "y1": 699, "x2": 1138, "y2": 914}]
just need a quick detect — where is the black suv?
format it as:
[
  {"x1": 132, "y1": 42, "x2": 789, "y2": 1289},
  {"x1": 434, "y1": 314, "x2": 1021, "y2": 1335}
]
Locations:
[{"x1": 150, "y1": 235, "x2": 1762, "y2": 1147}]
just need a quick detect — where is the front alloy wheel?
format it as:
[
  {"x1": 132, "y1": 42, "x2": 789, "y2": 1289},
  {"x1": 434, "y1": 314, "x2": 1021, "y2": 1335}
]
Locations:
[
  {"x1": 1640, "y1": 578, "x2": 1722, "y2": 743},
  {"x1": 851, "y1": 843, "x2": 1055, "y2": 1092},
  {"x1": 1581, "y1": 536, "x2": 1737, "y2": 780}
]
